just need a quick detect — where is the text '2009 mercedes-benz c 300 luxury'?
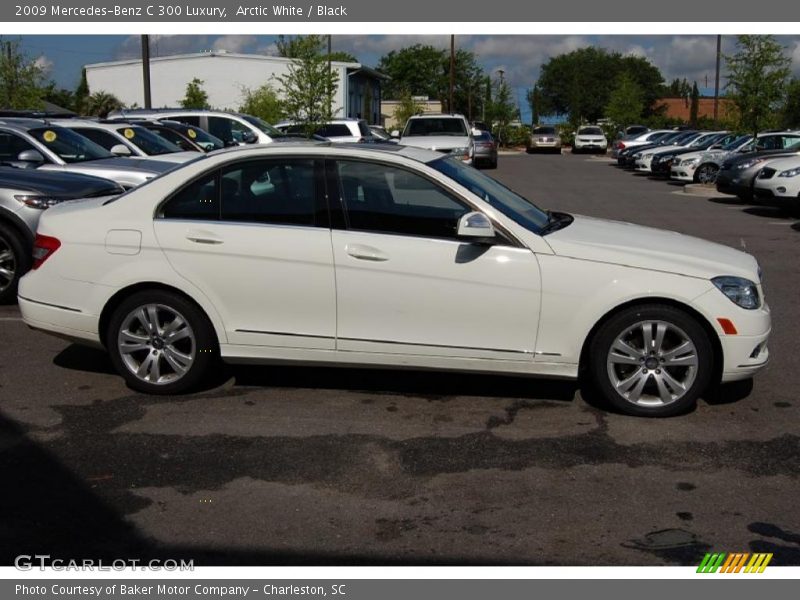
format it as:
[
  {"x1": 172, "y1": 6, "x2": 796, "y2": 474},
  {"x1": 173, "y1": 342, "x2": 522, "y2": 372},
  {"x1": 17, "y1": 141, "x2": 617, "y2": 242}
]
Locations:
[{"x1": 18, "y1": 143, "x2": 770, "y2": 417}]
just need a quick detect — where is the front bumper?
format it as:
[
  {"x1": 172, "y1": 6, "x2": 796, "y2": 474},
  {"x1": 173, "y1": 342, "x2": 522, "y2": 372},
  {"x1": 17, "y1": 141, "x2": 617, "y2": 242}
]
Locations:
[
  {"x1": 714, "y1": 170, "x2": 748, "y2": 196},
  {"x1": 671, "y1": 166, "x2": 696, "y2": 182}
]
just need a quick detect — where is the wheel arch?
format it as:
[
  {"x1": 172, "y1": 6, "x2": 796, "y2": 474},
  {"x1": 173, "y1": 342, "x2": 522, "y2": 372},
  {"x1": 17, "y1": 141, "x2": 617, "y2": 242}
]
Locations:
[
  {"x1": 693, "y1": 161, "x2": 720, "y2": 183},
  {"x1": 98, "y1": 282, "x2": 222, "y2": 350},
  {"x1": 0, "y1": 208, "x2": 35, "y2": 248},
  {"x1": 578, "y1": 296, "x2": 723, "y2": 384}
]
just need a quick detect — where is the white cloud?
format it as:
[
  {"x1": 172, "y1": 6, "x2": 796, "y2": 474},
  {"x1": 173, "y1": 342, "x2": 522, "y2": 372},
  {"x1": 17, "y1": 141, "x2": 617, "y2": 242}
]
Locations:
[
  {"x1": 212, "y1": 35, "x2": 258, "y2": 53},
  {"x1": 114, "y1": 35, "x2": 212, "y2": 59},
  {"x1": 34, "y1": 55, "x2": 53, "y2": 75}
]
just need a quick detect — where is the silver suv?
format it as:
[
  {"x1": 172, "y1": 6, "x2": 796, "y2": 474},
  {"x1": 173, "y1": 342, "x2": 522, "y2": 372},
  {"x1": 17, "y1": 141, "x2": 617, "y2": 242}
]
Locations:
[
  {"x1": 0, "y1": 167, "x2": 122, "y2": 303},
  {"x1": 394, "y1": 114, "x2": 474, "y2": 163},
  {"x1": 275, "y1": 119, "x2": 372, "y2": 143},
  {"x1": 0, "y1": 118, "x2": 184, "y2": 189}
]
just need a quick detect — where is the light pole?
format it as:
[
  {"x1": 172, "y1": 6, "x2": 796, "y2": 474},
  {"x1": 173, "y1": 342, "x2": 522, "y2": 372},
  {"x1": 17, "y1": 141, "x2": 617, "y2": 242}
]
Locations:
[{"x1": 714, "y1": 34, "x2": 721, "y2": 125}]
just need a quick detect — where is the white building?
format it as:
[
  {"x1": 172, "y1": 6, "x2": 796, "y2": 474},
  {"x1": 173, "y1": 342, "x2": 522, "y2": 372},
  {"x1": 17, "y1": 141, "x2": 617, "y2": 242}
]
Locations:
[{"x1": 84, "y1": 51, "x2": 385, "y2": 124}]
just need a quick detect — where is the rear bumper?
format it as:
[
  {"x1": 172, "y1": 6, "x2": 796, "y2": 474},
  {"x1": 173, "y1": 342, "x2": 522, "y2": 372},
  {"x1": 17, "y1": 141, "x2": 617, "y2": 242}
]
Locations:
[{"x1": 18, "y1": 295, "x2": 102, "y2": 346}]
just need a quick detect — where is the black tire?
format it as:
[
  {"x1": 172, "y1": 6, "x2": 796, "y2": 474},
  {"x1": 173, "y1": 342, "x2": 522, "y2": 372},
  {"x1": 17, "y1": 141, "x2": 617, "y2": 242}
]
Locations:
[
  {"x1": 0, "y1": 222, "x2": 30, "y2": 305},
  {"x1": 694, "y1": 163, "x2": 719, "y2": 185},
  {"x1": 571, "y1": 146, "x2": 580, "y2": 154},
  {"x1": 488, "y1": 158, "x2": 498, "y2": 169},
  {"x1": 588, "y1": 304, "x2": 714, "y2": 417},
  {"x1": 525, "y1": 147, "x2": 533, "y2": 154},
  {"x1": 106, "y1": 290, "x2": 219, "y2": 394}
]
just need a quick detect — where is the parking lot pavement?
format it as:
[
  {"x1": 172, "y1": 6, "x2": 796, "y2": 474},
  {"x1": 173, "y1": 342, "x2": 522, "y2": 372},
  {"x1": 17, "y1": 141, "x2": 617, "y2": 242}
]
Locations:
[{"x1": 1, "y1": 152, "x2": 799, "y2": 566}]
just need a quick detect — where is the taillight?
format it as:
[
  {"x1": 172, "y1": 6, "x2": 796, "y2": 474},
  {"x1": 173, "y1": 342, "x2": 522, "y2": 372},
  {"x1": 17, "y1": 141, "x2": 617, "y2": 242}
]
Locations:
[
  {"x1": 32, "y1": 234, "x2": 61, "y2": 269},
  {"x1": 618, "y1": 142, "x2": 626, "y2": 149}
]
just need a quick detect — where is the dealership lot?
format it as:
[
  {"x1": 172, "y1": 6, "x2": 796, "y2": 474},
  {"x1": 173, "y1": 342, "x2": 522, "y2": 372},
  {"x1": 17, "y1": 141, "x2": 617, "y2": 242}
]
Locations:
[{"x1": 1, "y1": 152, "x2": 799, "y2": 566}]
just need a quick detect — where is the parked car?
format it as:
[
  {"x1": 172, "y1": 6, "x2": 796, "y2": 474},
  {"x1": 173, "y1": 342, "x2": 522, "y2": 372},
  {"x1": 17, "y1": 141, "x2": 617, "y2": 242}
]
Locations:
[
  {"x1": 471, "y1": 121, "x2": 490, "y2": 133},
  {"x1": 634, "y1": 131, "x2": 701, "y2": 173},
  {"x1": 572, "y1": 126, "x2": 608, "y2": 154},
  {"x1": 753, "y1": 156, "x2": 800, "y2": 212},
  {"x1": 619, "y1": 131, "x2": 687, "y2": 169},
  {"x1": 0, "y1": 167, "x2": 122, "y2": 303},
  {"x1": 611, "y1": 129, "x2": 674, "y2": 159},
  {"x1": 368, "y1": 125, "x2": 397, "y2": 143},
  {"x1": 275, "y1": 119, "x2": 372, "y2": 143},
  {"x1": 526, "y1": 126, "x2": 561, "y2": 154},
  {"x1": 394, "y1": 114, "x2": 473, "y2": 162},
  {"x1": 52, "y1": 119, "x2": 198, "y2": 164},
  {"x1": 670, "y1": 134, "x2": 753, "y2": 183},
  {"x1": 109, "y1": 109, "x2": 286, "y2": 146},
  {"x1": 472, "y1": 130, "x2": 498, "y2": 169},
  {"x1": 20, "y1": 143, "x2": 769, "y2": 417},
  {"x1": 136, "y1": 120, "x2": 226, "y2": 153},
  {"x1": 715, "y1": 132, "x2": 800, "y2": 199},
  {"x1": 0, "y1": 119, "x2": 184, "y2": 189},
  {"x1": 649, "y1": 132, "x2": 735, "y2": 178}
]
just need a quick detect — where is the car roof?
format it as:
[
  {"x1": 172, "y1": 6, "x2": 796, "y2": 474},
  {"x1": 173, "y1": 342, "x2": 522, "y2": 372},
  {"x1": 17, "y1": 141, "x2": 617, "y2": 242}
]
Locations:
[
  {"x1": 0, "y1": 118, "x2": 52, "y2": 131},
  {"x1": 203, "y1": 140, "x2": 444, "y2": 164}
]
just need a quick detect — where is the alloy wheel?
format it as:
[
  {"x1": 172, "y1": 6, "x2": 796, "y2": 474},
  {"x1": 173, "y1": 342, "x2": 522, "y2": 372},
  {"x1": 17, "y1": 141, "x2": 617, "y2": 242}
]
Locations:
[{"x1": 0, "y1": 235, "x2": 16, "y2": 294}]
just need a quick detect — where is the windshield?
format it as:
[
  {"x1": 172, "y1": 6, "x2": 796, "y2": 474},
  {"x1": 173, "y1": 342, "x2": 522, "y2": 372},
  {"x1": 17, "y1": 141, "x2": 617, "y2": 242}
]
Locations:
[
  {"x1": 722, "y1": 135, "x2": 753, "y2": 151},
  {"x1": 29, "y1": 127, "x2": 113, "y2": 163},
  {"x1": 578, "y1": 127, "x2": 603, "y2": 135},
  {"x1": 430, "y1": 156, "x2": 550, "y2": 233},
  {"x1": 404, "y1": 118, "x2": 468, "y2": 137},
  {"x1": 116, "y1": 126, "x2": 182, "y2": 155},
  {"x1": 167, "y1": 123, "x2": 225, "y2": 151},
  {"x1": 533, "y1": 126, "x2": 556, "y2": 135},
  {"x1": 241, "y1": 115, "x2": 285, "y2": 138}
]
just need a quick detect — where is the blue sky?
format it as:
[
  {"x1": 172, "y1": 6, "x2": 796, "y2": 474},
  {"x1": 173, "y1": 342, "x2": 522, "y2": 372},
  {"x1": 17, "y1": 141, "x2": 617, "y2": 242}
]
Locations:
[{"x1": 16, "y1": 34, "x2": 800, "y2": 123}]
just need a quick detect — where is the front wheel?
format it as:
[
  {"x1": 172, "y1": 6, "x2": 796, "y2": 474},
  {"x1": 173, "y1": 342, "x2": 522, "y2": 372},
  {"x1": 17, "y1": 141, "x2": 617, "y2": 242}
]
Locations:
[
  {"x1": 694, "y1": 163, "x2": 719, "y2": 184},
  {"x1": 107, "y1": 290, "x2": 219, "y2": 394},
  {"x1": 589, "y1": 304, "x2": 714, "y2": 417}
]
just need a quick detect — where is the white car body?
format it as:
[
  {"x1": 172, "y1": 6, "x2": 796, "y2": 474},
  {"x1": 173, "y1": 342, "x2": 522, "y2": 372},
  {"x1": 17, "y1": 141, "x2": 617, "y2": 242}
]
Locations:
[
  {"x1": 634, "y1": 133, "x2": 713, "y2": 173},
  {"x1": 397, "y1": 114, "x2": 473, "y2": 163},
  {"x1": 753, "y1": 156, "x2": 800, "y2": 205},
  {"x1": 573, "y1": 127, "x2": 608, "y2": 152},
  {"x1": 670, "y1": 150, "x2": 706, "y2": 182},
  {"x1": 18, "y1": 144, "x2": 770, "y2": 415},
  {"x1": 275, "y1": 119, "x2": 371, "y2": 143},
  {"x1": 611, "y1": 130, "x2": 674, "y2": 158}
]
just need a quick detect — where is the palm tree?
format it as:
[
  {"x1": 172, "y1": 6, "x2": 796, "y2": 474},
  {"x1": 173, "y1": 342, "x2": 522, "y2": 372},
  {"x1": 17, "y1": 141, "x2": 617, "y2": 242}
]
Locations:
[{"x1": 85, "y1": 91, "x2": 122, "y2": 118}]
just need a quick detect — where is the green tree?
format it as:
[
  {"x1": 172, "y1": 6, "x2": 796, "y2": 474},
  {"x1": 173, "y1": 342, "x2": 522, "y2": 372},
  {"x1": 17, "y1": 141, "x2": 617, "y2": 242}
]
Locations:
[
  {"x1": 276, "y1": 38, "x2": 339, "y2": 136},
  {"x1": 85, "y1": 91, "x2": 122, "y2": 118},
  {"x1": 276, "y1": 35, "x2": 357, "y2": 63},
  {"x1": 537, "y1": 47, "x2": 663, "y2": 123},
  {"x1": 689, "y1": 81, "x2": 700, "y2": 128},
  {"x1": 74, "y1": 67, "x2": 89, "y2": 115},
  {"x1": 781, "y1": 78, "x2": 800, "y2": 129},
  {"x1": 487, "y1": 79, "x2": 517, "y2": 147},
  {"x1": 41, "y1": 84, "x2": 76, "y2": 113},
  {"x1": 391, "y1": 90, "x2": 423, "y2": 132},
  {"x1": 362, "y1": 83, "x2": 373, "y2": 122},
  {"x1": 665, "y1": 77, "x2": 692, "y2": 99},
  {"x1": 605, "y1": 72, "x2": 644, "y2": 130},
  {"x1": 725, "y1": 35, "x2": 791, "y2": 137},
  {"x1": 238, "y1": 84, "x2": 284, "y2": 124},
  {"x1": 180, "y1": 78, "x2": 210, "y2": 109},
  {"x1": 0, "y1": 37, "x2": 45, "y2": 109}
]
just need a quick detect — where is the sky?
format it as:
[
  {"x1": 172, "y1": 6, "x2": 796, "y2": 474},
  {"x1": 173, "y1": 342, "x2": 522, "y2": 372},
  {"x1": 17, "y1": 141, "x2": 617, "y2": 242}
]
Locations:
[{"x1": 16, "y1": 34, "x2": 800, "y2": 123}]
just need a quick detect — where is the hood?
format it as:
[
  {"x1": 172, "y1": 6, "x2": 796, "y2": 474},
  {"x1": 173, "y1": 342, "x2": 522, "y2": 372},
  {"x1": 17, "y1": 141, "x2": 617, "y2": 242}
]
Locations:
[
  {"x1": 399, "y1": 136, "x2": 470, "y2": 151},
  {"x1": 544, "y1": 214, "x2": 759, "y2": 281},
  {"x1": 0, "y1": 167, "x2": 121, "y2": 197},
  {"x1": 756, "y1": 156, "x2": 800, "y2": 172},
  {"x1": 74, "y1": 156, "x2": 181, "y2": 174},
  {"x1": 141, "y1": 151, "x2": 201, "y2": 164},
  {"x1": 726, "y1": 149, "x2": 800, "y2": 167}
]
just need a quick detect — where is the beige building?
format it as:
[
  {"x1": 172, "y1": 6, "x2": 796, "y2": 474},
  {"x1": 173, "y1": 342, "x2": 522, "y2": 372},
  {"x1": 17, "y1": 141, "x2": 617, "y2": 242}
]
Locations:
[{"x1": 381, "y1": 97, "x2": 443, "y2": 131}]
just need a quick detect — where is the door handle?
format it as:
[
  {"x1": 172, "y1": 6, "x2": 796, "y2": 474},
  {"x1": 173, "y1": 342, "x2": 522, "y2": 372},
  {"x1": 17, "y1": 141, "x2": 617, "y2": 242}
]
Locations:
[
  {"x1": 185, "y1": 230, "x2": 223, "y2": 245},
  {"x1": 345, "y1": 243, "x2": 389, "y2": 261}
]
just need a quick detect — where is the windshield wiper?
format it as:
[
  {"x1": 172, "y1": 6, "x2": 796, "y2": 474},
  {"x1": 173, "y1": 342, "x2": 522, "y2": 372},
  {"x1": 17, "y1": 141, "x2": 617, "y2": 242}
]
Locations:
[{"x1": 540, "y1": 210, "x2": 574, "y2": 235}]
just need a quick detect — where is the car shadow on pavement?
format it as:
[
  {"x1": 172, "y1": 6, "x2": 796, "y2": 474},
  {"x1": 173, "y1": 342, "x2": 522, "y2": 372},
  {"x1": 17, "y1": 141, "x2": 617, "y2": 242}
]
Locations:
[
  {"x1": 230, "y1": 364, "x2": 579, "y2": 403},
  {"x1": 708, "y1": 196, "x2": 749, "y2": 206},
  {"x1": 53, "y1": 344, "x2": 116, "y2": 375},
  {"x1": 742, "y1": 206, "x2": 794, "y2": 220}
]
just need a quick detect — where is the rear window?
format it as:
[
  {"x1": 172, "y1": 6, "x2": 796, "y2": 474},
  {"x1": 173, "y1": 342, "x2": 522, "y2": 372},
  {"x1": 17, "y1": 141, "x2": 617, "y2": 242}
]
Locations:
[
  {"x1": 533, "y1": 127, "x2": 556, "y2": 135},
  {"x1": 320, "y1": 124, "x2": 354, "y2": 138},
  {"x1": 578, "y1": 127, "x2": 603, "y2": 136},
  {"x1": 404, "y1": 118, "x2": 468, "y2": 137}
]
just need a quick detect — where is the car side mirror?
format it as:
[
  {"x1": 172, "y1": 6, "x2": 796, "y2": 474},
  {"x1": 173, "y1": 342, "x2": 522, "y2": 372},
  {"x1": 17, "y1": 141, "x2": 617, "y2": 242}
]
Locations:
[
  {"x1": 243, "y1": 131, "x2": 258, "y2": 144},
  {"x1": 457, "y1": 212, "x2": 496, "y2": 243},
  {"x1": 17, "y1": 149, "x2": 45, "y2": 164},
  {"x1": 110, "y1": 144, "x2": 132, "y2": 156},
  {"x1": 391, "y1": 130, "x2": 400, "y2": 138}
]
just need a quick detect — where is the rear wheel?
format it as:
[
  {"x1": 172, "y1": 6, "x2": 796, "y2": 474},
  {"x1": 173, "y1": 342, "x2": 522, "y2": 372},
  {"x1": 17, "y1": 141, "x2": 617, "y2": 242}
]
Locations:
[
  {"x1": 695, "y1": 163, "x2": 719, "y2": 184},
  {"x1": 589, "y1": 304, "x2": 714, "y2": 417},
  {"x1": 0, "y1": 223, "x2": 30, "y2": 305},
  {"x1": 107, "y1": 290, "x2": 219, "y2": 394}
]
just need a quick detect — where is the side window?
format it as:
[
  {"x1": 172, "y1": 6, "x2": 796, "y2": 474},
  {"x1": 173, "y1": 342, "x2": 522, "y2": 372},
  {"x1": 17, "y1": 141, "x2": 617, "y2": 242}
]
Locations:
[
  {"x1": 208, "y1": 117, "x2": 250, "y2": 144},
  {"x1": 160, "y1": 172, "x2": 219, "y2": 220},
  {"x1": 220, "y1": 159, "x2": 317, "y2": 226},
  {"x1": 73, "y1": 128, "x2": 123, "y2": 151},
  {"x1": 335, "y1": 160, "x2": 470, "y2": 239},
  {"x1": 0, "y1": 132, "x2": 37, "y2": 162},
  {"x1": 782, "y1": 136, "x2": 800, "y2": 149},
  {"x1": 153, "y1": 128, "x2": 195, "y2": 152},
  {"x1": 758, "y1": 136, "x2": 780, "y2": 151}
]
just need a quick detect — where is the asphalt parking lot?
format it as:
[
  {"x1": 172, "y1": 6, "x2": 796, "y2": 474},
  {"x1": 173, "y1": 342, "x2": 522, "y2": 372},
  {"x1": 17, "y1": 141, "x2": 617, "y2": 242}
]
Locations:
[{"x1": 1, "y1": 151, "x2": 799, "y2": 566}]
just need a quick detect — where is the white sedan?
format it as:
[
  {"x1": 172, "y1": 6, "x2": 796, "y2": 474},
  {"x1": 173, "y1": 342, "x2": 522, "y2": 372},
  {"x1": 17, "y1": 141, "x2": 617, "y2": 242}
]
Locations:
[
  {"x1": 19, "y1": 144, "x2": 770, "y2": 417},
  {"x1": 753, "y1": 156, "x2": 800, "y2": 209}
]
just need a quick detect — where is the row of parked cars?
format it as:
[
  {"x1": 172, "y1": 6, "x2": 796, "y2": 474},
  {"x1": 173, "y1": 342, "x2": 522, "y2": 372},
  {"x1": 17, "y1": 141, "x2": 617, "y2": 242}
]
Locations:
[{"x1": 611, "y1": 127, "x2": 800, "y2": 212}]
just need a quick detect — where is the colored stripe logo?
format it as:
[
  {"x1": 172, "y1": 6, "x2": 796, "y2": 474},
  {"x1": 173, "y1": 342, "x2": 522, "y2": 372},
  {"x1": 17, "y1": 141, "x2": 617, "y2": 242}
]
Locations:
[{"x1": 697, "y1": 552, "x2": 773, "y2": 573}]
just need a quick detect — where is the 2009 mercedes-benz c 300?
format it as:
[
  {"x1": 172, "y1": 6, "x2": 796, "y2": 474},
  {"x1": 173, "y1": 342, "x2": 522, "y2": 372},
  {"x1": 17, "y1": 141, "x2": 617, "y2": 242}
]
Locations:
[{"x1": 18, "y1": 143, "x2": 770, "y2": 417}]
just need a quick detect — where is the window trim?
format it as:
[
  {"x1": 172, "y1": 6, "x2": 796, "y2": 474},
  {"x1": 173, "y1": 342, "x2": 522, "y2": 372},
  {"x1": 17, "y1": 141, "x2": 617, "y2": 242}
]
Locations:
[{"x1": 326, "y1": 156, "x2": 522, "y2": 247}]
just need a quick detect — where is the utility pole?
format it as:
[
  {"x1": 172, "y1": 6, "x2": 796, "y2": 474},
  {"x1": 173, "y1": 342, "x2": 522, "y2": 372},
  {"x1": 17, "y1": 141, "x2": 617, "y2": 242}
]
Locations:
[
  {"x1": 713, "y1": 34, "x2": 721, "y2": 124},
  {"x1": 449, "y1": 35, "x2": 455, "y2": 114},
  {"x1": 141, "y1": 35, "x2": 152, "y2": 109}
]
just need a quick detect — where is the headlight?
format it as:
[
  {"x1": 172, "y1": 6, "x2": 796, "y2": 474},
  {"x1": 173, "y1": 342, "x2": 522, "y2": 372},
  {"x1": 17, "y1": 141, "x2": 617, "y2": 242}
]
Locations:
[
  {"x1": 449, "y1": 147, "x2": 471, "y2": 160},
  {"x1": 778, "y1": 167, "x2": 800, "y2": 178},
  {"x1": 642, "y1": 153, "x2": 652, "y2": 159},
  {"x1": 736, "y1": 158, "x2": 765, "y2": 170},
  {"x1": 14, "y1": 195, "x2": 65, "y2": 210},
  {"x1": 682, "y1": 157, "x2": 699, "y2": 166},
  {"x1": 712, "y1": 276, "x2": 761, "y2": 310}
]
